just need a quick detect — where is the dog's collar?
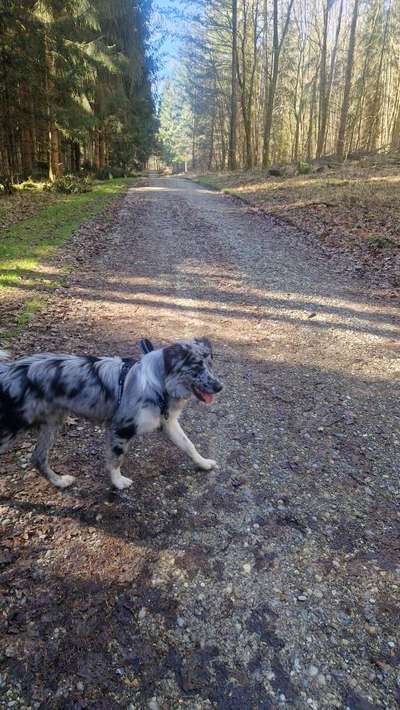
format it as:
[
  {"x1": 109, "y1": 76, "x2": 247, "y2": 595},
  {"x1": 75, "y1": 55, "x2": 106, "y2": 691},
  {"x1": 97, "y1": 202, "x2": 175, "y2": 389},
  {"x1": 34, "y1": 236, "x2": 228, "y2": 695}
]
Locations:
[
  {"x1": 117, "y1": 358, "x2": 136, "y2": 407},
  {"x1": 156, "y1": 391, "x2": 169, "y2": 419}
]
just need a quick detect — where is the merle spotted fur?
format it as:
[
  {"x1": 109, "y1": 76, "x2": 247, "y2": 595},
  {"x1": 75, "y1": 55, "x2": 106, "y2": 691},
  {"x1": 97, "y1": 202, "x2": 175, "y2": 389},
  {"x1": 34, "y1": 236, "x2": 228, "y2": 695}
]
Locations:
[{"x1": 0, "y1": 339, "x2": 223, "y2": 490}]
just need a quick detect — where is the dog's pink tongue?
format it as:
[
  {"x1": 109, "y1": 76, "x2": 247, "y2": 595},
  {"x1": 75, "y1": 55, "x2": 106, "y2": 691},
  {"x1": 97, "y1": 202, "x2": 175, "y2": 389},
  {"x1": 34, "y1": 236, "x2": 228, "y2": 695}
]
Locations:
[{"x1": 203, "y1": 392, "x2": 214, "y2": 404}]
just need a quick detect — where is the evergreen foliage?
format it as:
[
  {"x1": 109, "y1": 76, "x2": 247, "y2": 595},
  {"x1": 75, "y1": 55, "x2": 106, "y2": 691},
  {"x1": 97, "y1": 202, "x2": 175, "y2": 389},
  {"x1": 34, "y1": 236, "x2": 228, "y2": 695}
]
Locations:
[{"x1": 0, "y1": 0, "x2": 157, "y2": 180}]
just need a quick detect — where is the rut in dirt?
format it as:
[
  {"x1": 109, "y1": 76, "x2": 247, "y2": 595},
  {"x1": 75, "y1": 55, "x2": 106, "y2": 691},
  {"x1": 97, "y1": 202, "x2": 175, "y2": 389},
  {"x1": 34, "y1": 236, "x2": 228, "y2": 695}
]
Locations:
[{"x1": 1, "y1": 176, "x2": 400, "y2": 710}]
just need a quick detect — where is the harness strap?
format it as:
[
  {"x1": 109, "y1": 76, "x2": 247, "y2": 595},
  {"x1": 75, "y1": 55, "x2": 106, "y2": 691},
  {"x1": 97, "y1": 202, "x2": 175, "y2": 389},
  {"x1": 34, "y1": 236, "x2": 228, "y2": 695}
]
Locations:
[
  {"x1": 139, "y1": 338, "x2": 155, "y2": 355},
  {"x1": 156, "y1": 391, "x2": 169, "y2": 420},
  {"x1": 117, "y1": 358, "x2": 136, "y2": 407}
]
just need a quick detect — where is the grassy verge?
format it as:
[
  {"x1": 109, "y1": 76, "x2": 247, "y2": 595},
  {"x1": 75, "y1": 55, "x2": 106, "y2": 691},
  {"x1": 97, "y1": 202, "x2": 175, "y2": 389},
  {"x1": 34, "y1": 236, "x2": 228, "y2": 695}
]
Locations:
[
  {"x1": 0, "y1": 178, "x2": 134, "y2": 290},
  {"x1": 0, "y1": 178, "x2": 136, "y2": 338},
  {"x1": 192, "y1": 164, "x2": 400, "y2": 254}
]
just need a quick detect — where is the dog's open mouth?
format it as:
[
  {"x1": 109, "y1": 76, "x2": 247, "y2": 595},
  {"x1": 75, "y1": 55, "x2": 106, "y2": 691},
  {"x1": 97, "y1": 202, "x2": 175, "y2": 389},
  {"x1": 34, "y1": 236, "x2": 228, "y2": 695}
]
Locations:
[{"x1": 192, "y1": 387, "x2": 214, "y2": 404}]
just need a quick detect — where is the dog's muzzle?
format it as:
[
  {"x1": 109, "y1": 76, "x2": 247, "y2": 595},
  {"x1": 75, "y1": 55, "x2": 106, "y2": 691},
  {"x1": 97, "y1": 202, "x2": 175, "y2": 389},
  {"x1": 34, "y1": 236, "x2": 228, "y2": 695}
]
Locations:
[{"x1": 192, "y1": 378, "x2": 223, "y2": 404}]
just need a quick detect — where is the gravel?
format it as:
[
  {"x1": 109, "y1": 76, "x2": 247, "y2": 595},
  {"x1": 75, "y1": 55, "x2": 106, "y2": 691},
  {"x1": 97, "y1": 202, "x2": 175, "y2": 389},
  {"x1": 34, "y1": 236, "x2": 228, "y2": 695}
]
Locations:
[{"x1": 0, "y1": 176, "x2": 399, "y2": 708}]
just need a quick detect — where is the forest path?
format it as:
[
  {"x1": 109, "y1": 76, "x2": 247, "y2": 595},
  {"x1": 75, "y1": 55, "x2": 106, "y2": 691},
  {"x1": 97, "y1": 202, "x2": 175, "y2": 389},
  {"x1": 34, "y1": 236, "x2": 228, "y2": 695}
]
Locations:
[{"x1": 1, "y1": 176, "x2": 400, "y2": 709}]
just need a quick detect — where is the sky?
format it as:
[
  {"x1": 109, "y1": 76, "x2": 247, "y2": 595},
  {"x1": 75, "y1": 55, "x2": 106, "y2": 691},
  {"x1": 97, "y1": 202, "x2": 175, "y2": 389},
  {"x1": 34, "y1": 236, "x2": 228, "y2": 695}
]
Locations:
[{"x1": 151, "y1": 0, "x2": 196, "y2": 85}]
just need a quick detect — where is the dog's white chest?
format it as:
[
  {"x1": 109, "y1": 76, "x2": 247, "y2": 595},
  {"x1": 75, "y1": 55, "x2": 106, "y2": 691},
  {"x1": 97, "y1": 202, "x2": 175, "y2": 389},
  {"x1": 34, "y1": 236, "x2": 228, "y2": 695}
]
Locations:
[{"x1": 135, "y1": 407, "x2": 160, "y2": 435}]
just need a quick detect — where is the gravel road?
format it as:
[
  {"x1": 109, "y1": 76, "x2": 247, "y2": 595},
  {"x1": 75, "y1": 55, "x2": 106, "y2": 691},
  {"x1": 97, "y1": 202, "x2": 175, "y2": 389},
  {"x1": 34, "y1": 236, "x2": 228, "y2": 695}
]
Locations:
[{"x1": 1, "y1": 176, "x2": 400, "y2": 709}]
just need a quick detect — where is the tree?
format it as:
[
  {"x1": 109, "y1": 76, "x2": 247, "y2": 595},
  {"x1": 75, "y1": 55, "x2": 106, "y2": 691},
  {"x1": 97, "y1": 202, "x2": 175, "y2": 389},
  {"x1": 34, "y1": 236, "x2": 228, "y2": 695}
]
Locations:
[
  {"x1": 157, "y1": 0, "x2": 400, "y2": 171},
  {"x1": 336, "y1": 0, "x2": 360, "y2": 160},
  {"x1": 228, "y1": 0, "x2": 238, "y2": 169},
  {"x1": 0, "y1": 0, "x2": 157, "y2": 181},
  {"x1": 262, "y1": 0, "x2": 294, "y2": 167}
]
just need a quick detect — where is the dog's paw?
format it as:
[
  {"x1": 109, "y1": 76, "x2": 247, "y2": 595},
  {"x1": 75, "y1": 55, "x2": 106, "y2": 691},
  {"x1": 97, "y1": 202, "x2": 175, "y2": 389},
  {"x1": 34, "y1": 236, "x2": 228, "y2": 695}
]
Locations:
[
  {"x1": 197, "y1": 458, "x2": 217, "y2": 471},
  {"x1": 113, "y1": 475, "x2": 133, "y2": 490},
  {"x1": 55, "y1": 474, "x2": 76, "y2": 489}
]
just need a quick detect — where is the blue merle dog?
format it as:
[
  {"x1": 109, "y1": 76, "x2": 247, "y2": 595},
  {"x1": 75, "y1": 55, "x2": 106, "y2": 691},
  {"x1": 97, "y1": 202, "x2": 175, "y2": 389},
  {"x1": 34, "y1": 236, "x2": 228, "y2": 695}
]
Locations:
[{"x1": 0, "y1": 339, "x2": 223, "y2": 490}]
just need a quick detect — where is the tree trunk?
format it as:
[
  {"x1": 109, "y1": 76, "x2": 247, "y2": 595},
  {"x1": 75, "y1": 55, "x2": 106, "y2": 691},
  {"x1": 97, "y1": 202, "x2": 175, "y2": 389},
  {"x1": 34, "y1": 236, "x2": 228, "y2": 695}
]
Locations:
[
  {"x1": 263, "y1": 0, "x2": 279, "y2": 167},
  {"x1": 366, "y1": 2, "x2": 391, "y2": 153},
  {"x1": 192, "y1": 112, "x2": 197, "y2": 170},
  {"x1": 219, "y1": 104, "x2": 227, "y2": 169},
  {"x1": 48, "y1": 124, "x2": 60, "y2": 181},
  {"x1": 208, "y1": 111, "x2": 215, "y2": 170},
  {"x1": 21, "y1": 125, "x2": 33, "y2": 177},
  {"x1": 94, "y1": 130, "x2": 100, "y2": 170},
  {"x1": 316, "y1": 2, "x2": 329, "y2": 159},
  {"x1": 324, "y1": 0, "x2": 343, "y2": 154},
  {"x1": 20, "y1": 85, "x2": 34, "y2": 177},
  {"x1": 99, "y1": 129, "x2": 106, "y2": 168},
  {"x1": 262, "y1": 0, "x2": 294, "y2": 167},
  {"x1": 45, "y1": 36, "x2": 61, "y2": 181},
  {"x1": 228, "y1": 0, "x2": 238, "y2": 170},
  {"x1": 306, "y1": 75, "x2": 318, "y2": 162},
  {"x1": 336, "y1": 0, "x2": 359, "y2": 161},
  {"x1": 74, "y1": 142, "x2": 80, "y2": 173},
  {"x1": 243, "y1": 115, "x2": 253, "y2": 169}
]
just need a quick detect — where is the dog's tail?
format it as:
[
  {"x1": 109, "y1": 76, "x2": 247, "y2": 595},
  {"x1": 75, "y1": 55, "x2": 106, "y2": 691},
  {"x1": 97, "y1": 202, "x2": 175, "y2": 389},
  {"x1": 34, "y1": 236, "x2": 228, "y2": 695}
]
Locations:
[
  {"x1": 0, "y1": 349, "x2": 10, "y2": 360},
  {"x1": 139, "y1": 338, "x2": 155, "y2": 355}
]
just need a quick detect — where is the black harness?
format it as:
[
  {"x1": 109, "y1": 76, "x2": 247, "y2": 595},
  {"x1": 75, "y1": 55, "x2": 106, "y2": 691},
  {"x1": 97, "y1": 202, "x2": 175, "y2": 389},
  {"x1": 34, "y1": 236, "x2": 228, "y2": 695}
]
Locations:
[
  {"x1": 156, "y1": 391, "x2": 169, "y2": 420},
  {"x1": 117, "y1": 358, "x2": 136, "y2": 407}
]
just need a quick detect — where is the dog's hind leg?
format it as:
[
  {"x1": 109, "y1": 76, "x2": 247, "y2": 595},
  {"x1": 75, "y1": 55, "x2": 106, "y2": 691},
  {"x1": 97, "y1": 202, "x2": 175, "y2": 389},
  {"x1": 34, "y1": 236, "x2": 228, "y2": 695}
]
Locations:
[
  {"x1": 105, "y1": 427, "x2": 134, "y2": 490},
  {"x1": 32, "y1": 414, "x2": 75, "y2": 489},
  {"x1": 163, "y1": 417, "x2": 217, "y2": 470}
]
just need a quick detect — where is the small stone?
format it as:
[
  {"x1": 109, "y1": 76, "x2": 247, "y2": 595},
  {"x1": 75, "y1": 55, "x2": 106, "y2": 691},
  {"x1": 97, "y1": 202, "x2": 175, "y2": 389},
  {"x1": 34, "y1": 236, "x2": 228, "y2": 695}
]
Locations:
[
  {"x1": 297, "y1": 595, "x2": 307, "y2": 602},
  {"x1": 388, "y1": 641, "x2": 395, "y2": 648},
  {"x1": 177, "y1": 617, "x2": 185, "y2": 627},
  {"x1": 243, "y1": 563, "x2": 252, "y2": 574},
  {"x1": 317, "y1": 674, "x2": 326, "y2": 686},
  {"x1": 308, "y1": 665, "x2": 319, "y2": 677},
  {"x1": 76, "y1": 682, "x2": 84, "y2": 691},
  {"x1": 366, "y1": 625, "x2": 377, "y2": 636},
  {"x1": 138, "y1": 607, "x2": 146, "y2": 620},
  {"x1": 148, "y1": 699, "x2": 159, "y2": 710}
]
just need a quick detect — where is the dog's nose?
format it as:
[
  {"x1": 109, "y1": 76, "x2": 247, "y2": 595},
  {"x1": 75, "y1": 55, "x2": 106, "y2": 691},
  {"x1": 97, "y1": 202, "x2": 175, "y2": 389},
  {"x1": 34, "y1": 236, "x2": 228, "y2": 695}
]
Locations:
[{"x1": 213, "y1": 381, "x2": 223, "y2": 393}]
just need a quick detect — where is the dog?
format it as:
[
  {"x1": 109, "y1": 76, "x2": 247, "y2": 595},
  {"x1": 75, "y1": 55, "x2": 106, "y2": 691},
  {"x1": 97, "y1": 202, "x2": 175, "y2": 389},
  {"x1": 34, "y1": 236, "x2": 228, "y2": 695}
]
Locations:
[{"x1": 0, "y1": 338, "x2": 223, "y2": 490}]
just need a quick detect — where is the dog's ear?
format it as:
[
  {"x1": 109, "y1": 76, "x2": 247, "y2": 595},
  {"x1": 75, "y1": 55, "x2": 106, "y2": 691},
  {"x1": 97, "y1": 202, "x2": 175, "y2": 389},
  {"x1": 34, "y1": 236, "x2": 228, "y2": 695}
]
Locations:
[
  {"x1": 195, "y1": 337, "x2": 213, "y2": 358},
  {"x1": 163, "y1": 344, "x2": 189, "y2": 375},
  {"x1": 139, "y1": 338, "x2": 155, "y2": 355}
]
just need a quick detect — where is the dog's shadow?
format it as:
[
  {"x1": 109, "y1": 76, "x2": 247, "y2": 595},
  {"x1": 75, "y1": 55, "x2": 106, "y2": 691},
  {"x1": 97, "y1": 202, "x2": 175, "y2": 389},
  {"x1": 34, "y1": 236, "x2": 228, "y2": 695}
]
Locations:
[{"x1": 0, "y1": 465, "x2": 202, "y2": 549}]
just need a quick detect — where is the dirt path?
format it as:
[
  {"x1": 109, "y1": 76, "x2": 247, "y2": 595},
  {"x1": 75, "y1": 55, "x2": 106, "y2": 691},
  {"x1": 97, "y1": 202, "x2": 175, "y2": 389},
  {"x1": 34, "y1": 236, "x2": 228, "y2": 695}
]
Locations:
[{"x1": 1, "y1": 177, "x2": 400, "y2": 709}]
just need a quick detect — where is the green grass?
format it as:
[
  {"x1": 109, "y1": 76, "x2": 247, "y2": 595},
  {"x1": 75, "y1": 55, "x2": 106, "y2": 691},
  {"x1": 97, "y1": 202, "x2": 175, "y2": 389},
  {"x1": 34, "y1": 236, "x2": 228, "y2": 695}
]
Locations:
[
  {"x1": 0, "y1": 178, "x2": 134, "y2": 290},
  {"x1": 0, "y1": 178, "x2": 136, "y2": 341},
  {"x1": 15, "y1": 297, "x2": 47, "y2": 327}
]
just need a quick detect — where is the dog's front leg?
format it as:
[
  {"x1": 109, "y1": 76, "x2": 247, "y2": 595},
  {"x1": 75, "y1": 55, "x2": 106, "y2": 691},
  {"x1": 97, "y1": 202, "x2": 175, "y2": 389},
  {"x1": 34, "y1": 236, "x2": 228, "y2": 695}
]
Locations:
[
  {"x1": 163, "y1": 417, "x2": 217, "y2": 470},
  {"x1": 105, "y1": 426, "x2": 134, "y2": 490}
]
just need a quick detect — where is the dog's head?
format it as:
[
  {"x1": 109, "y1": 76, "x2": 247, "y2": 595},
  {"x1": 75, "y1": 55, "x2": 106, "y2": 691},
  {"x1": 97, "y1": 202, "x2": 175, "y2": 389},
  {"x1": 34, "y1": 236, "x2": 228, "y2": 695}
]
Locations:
[{"x1": 163, "y1": 338, "x2": 223, "y2": 403}]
